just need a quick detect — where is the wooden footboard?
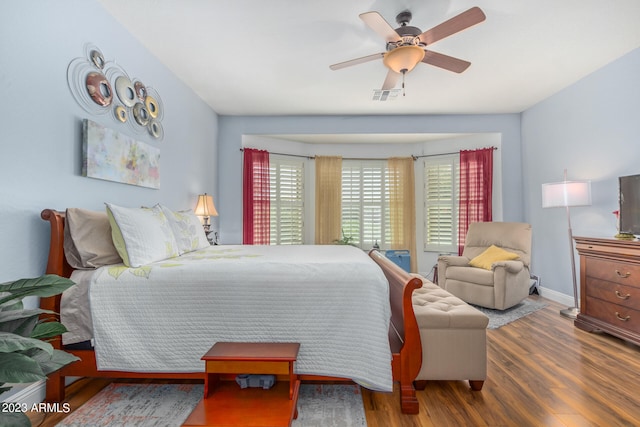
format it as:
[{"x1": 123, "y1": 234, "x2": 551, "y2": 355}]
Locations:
[
  {"x1": 369, "y1": 250, "x2": 423, "y2": 414},
  {"x1": 40, "y1": 209, "x2": 423, "y2": 414}
]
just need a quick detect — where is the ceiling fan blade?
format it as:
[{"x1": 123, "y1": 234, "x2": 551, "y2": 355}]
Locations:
[
  {"x1": 418, "y1": 7, "x2": 486, "y2": 45},
  {"x1": 422, "y1": 50, "x2": 471, "y2": 73},
  {"x1": 330, "y1": 52, "x2": 384, "y2": 70},
  {"x1": 359, "y1": 11, "x2": 401, "y2": 43},
  {"x1": 381, "y1": 69, "x2": 400, "y2": 90}
]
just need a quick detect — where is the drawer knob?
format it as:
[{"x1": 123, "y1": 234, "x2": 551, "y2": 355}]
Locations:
[
  {"x1": 615, "y1": 312, "x2": 631, "y2": 322},
  {"x1": 615, "y1": 290, "x2": 631, "y2": 300},
  {"x1": 615, "y1": 270, "x2": 631, "y2": 279}
]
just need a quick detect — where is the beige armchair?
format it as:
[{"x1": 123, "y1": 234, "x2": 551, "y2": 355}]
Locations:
[{"x1": 437, "y1": 222, "x2": 532, "y2": 310}]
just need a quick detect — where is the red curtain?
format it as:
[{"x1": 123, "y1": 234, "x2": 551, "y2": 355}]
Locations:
[
  {"x1": 458, "y1": 148, "x2": 493, "y2": 255},
  {"x1": 242, "y1": 148, "x2": 270, "y2": 244}
]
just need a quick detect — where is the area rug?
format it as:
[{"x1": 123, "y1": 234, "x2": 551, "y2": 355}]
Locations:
[
  {"x1": 55, "y1": 383, "x2": 367, "y2": 427},
  {"x1": 472, "y1": 298, "x2": 548, "y2": 329}
]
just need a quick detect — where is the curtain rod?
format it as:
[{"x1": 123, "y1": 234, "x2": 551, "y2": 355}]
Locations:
[
  {"x1": 240, "y1": 146, "x2": 497, "y2": 161},
  {"x1": 414, "y1": 146, "x2": 498, "y2": 159},
  {"x1": 240, "y1": 148, "x2": 313, "y2": 159}
]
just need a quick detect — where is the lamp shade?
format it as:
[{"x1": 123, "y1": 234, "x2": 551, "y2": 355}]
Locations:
[
  {"x1": 194, "y1": 193, "x2": 218, "y2": 217},
  {"x1": 383, "y1": 45, "x2": 426, "y2": 73},
  {"x1": 541, "y1": 180, "x2": 592, "y2": 208}
]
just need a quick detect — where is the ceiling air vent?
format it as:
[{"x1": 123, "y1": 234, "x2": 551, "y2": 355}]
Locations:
[{"x1": 372, "y1": 89, "x2": 400, "y2": 101}]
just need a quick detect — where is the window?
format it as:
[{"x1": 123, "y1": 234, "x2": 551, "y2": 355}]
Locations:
[
  {"x1": 269, "y1": 156, "x2": 304, "y2": 245},
  {"x1": 341, "y1": 160, "x2": 390, "y2": 249},
  {"x1": 423, "y1": 155, "x2": 459, "y2": 252}
]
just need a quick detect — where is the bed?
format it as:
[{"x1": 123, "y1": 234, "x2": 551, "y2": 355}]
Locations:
[{"x1": 40, "y1": 207, "x2": 423, "y2": 413}]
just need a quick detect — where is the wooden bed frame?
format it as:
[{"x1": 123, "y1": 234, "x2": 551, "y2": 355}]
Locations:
[{"x1": 40, "y1": 209, "x2": 423, "y2": 414}]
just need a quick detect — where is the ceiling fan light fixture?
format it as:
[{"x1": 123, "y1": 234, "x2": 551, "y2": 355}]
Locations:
[{"x1": 383, "y1": 45, "x2": 425, "y2": 74}]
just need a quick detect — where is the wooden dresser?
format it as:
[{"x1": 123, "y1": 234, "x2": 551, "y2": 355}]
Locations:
[{"x1": 574, "y1": 236, "x2": 640, "y2": 346}]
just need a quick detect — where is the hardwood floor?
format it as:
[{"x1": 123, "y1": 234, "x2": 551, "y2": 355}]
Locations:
[{"x1": 27, "y1": 297, "x2": 640, "y2": 427}]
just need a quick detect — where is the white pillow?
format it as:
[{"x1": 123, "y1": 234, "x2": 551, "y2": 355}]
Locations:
[
  {"x1": 105, "y1": 203, "x2": 180, "y2": 267},
  {"x1": 158, "y1": 204, "x2": 210, "y2": 254}
]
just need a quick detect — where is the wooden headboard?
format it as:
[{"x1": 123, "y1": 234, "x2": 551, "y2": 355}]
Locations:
[{"x1": 40, "y1": 209, "x2": 74, "y2": 316}]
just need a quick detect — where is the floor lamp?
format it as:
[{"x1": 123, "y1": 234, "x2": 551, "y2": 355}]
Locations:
[{"x1": 542, "y1": 170, "x2": 592, "y2": 319}]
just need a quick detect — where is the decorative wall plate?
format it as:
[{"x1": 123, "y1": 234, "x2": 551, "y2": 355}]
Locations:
[
  {"x1": 148, "y1": 120, "x2": 164, "y2": 139},
  {"x1": 115, "y1": 76, "x2": 137, "y2": 107},
  {"x1": 145, "y1": 96, "x2": 160, "y2": 118},
  {"x1": 85, "y1": 72, "x2": 112, "y2": 106},
  {"x1": 133, "y1": 102, "x2": 150, "y2": 126},
  {"x1": 134, "y1": 81, "x2": 147, "y2": 101},
  {"x1": 115, "y1": 105, "x2": 128, "y2": 122},
  {"x1": 90, "y1": 49, "x2": 105, "y2": 69}
]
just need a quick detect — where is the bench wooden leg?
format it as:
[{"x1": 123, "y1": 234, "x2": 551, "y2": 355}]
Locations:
[
  {"x1": 413, "y1": 380, "x2": 427, "y2": 390},
  {"x1": 469, "y1": 380, "x2": 484, "y2": 391}
]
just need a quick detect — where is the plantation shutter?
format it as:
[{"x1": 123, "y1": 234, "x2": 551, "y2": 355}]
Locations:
[
  {"x1": 424, "y1": 156, "x2": 458, "y2": 252},
  {"x1": 269, "y1": 156, "x2": 304, "y2": 244},
  {"x1": 341, "y1": 160, "x2": 389, "y2": 249}
]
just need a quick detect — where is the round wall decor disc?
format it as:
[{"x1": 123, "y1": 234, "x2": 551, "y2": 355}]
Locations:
[
  {"x1": 114, "y1": 105, "x2": 127, "y2": 122},
  {"x1": 85, "y1": 72, "x2": 112, "y2": 106},
  {"x1": 115, "y1": 76, "x2": 136, "y2": 107},
  {"x1": 133, "y1": 102, "x2": 150, "y2": 126},
  {"x1": 145, "y1": 96, "x2": 160, "y2": 118}
]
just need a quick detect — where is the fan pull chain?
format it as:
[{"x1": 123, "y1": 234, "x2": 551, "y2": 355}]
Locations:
[{"x1": 401, "y1": 70, "x2": 406, "y2": 96}]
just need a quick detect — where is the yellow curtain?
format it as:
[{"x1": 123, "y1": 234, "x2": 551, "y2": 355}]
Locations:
[
  {"x1": 388, "y1": 157, "x2": 417, "y2": 272},
  {"x1": 315, "y1": 156, "x2": 342, "y2": 244}
]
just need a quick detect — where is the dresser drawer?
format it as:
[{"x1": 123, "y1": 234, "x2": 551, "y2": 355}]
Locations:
[
  {"x1": 586, "y1": 277, "x2": 639, "y2": 309},
  {"x1": 585, "y1": 296, "x2": 640, "y2": 334},
  {"x1": 585, "y1": 257, "x2": 640, "y2": 287}
]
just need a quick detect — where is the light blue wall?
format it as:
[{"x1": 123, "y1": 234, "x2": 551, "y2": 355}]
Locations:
[
  {"x1": 0, "y1": 0, "x2": 218, "y2": 283},
  {"x1": 218, "y1": 114, "x2": 522, "y2": 245},
  {"x1": 522, "y1": 48, "x2": 640, "y2": 300}
]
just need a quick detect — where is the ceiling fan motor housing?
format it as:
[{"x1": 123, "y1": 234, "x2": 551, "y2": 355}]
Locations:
[{"x1": 389, "y1": 11, "x2": 424, "y2": 51}]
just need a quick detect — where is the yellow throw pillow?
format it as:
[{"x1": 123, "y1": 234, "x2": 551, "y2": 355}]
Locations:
[{"x1": 469, "y1": 245, "x2": 520, "y2": 270}]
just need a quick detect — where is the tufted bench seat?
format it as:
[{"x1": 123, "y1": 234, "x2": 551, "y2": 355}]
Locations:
[{"x1": 411, "y1": 275, "x2": 489, "y2": 391}]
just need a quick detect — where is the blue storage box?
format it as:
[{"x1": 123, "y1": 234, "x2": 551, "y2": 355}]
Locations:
[{"x1": 385, "y1": 250, "x2": 411, "y2": 273}]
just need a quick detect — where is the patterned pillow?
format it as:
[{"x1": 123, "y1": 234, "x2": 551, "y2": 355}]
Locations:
[
  {"x1": 159, "y1": 204, "x2": 210, "y2": 254},
  {"x1": 105, "y1": 203, "x2": 179, "y2": 267}
]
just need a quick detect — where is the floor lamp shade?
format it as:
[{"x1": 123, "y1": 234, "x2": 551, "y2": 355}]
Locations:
[{"x1": 541, "y1": 181, "x2": 591, "y2": 208}]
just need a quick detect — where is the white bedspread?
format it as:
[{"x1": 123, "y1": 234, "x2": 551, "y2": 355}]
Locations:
[{"x1": 85, "y1": 245, "x2": 392, "y2": 391}]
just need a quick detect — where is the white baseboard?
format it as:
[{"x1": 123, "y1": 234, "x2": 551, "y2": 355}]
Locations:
[
  {"x1": 2, "y1": 381, "x2": 45, "y2": 406},
  {"x1": 538, "y1": 286, "x2": 576, "y2": 309}
]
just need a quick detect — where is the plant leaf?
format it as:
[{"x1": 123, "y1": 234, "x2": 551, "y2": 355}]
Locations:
[
  {"x1": 0, "y1": 300, "x2": 23, "y2": 312},
  {"x1": 30, "y1": 321, "x2": 68, "y2": 340},
  {"x1": 0, "y1": 411, "x2": 31, "y2": 427},
  {"x1": 0, "y1": 311, "x2": 40, "y2": 337},
  {"x1": 39, "y1": 349, "x2": 80, "y2": 375},
  {"x1": 0, "y1": 275, "x2": 75, "y2": 306},
  {"x1": 0, "y1": 352, "x2": 45, "y2": 383},
  {"x1": 0, "y1": 332, "x2": 53, "y2": 355}
]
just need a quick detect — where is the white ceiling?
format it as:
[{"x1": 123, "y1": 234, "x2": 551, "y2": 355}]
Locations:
[{"x1": 98, "y1": 0, "x2": 640, "y2": 116}]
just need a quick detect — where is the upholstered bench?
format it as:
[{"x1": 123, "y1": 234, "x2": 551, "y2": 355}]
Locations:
[{"x1": 411, "y1": 275, "x2": 489, "y2": 391}]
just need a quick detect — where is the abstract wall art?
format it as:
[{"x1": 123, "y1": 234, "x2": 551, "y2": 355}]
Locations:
[{"x1": 82, "y1": 119, "x2": 160, "y2": 189}]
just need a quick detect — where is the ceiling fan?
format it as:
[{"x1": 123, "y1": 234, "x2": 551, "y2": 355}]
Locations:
[{"x1": 330, "y1": 7, "x2": 486, "y2": 91}]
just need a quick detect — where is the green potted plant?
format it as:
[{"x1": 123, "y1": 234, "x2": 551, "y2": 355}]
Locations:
[
  {"x1": 333, "y1": 229, "x2": 357, "y2": 246},
  {"x1": 0, "y1": 274, "x2": 79, "y2": 427}
]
